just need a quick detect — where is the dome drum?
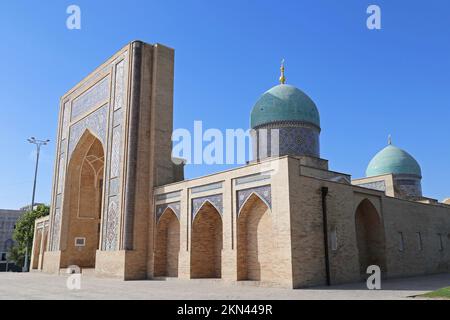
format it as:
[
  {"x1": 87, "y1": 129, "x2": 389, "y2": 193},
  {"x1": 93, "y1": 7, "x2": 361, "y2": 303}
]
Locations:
[{"x1": 252, "y1": 124, "x2": 320, "y2": 160}]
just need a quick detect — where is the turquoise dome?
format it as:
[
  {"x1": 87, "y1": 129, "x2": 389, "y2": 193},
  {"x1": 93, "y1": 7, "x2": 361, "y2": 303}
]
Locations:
[
  {"x1": 250, "y1": 84, "x2": 320, "y2": 128},
  {"x1": 366, "y1": 145, "x2": 422, "y2": 178}
]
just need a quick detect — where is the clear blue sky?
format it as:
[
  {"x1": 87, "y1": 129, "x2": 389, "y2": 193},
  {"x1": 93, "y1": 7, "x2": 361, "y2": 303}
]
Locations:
[{"x1": 0, "y1": 0, "x2": 449, "y2": 209}]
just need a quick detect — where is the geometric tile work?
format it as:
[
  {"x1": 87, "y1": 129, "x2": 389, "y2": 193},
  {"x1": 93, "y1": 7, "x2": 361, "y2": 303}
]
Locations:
[
  {"x1": 156, "y1": 202, "x2": 181, "y2": 222},
  {"x1": 71, "y1": 76, "x2": 110, "y2": 121},
  {"x1": 192, "y1": 194, "x2": 223, "y2": 221},
  {"x1": 50, "y1": 208, "x2": 61, "y2": 251},
  {"x1": 68, "y1": 104, "x2": 109, "y2": 159},
  {"x1": 237, "y1": 185, "x2": 272, "y2": 216},
  {"x1": 356, "y1": 180, "x2": 386, "y2": 192},
  {"x1": 104, "y1": 198, "x2": 119, "y2": 251},
  {"x1": 395, "y1": 178, "x2": 422, "y2": 198},
  {"x1": 102, "y1": 57, "x2": 128, "y2": 251},
  {"x1": 255, "y1": 121, "x2": 320, "y2": 158}
]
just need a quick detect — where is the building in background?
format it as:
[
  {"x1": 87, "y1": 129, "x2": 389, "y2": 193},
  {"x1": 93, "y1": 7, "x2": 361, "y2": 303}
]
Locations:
[{"x1": 0, "y1": 209, "x2": 24, "y2": 271}]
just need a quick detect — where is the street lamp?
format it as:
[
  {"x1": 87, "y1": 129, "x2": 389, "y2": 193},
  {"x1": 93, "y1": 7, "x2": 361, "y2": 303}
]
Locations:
[{"x1": 24, "y1": 137, "x2": 50, "y2": 272}]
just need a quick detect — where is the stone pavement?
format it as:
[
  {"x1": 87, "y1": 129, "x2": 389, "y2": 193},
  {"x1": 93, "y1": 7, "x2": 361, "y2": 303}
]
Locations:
[{"x1": 0, "y1": 272, "x2": 448, "y2": 300}]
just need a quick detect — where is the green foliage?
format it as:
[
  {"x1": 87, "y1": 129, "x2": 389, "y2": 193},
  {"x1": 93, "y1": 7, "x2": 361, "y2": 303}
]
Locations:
[
  {"x1": 8, "y1": 204, "x2": 50, "y2": 266},
  {"x1": 422, "y1": 287, "x2": 450, "y2": 299}
]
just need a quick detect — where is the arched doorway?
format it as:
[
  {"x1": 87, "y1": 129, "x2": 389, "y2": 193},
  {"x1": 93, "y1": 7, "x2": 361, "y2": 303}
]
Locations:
[
  {"x1": 154, "y1": 208, "x2": 180, "y2": 277},
  {"x1": 355, "y1": 199, "x2": 386, "y2": 278},
  {"x1": 191, "y1": 202, "x2": 223, "y2": 278},
  {"x1": 237, "y1": 194, "x2": 274, "y2": 281},
  {"x1": 60, "y1": 130, "x2": 104, "y2": 269}
]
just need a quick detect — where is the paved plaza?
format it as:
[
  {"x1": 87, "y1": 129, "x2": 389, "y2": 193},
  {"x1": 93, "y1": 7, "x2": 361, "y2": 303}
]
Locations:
[{"x1": 0, "y1": 272, "x2": 448, "y2": 300}]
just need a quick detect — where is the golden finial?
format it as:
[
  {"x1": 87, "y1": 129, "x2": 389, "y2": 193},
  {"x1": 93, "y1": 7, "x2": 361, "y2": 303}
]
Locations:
[{"x1": 279, "y1": 59, "x2": 286, "y2": 84}]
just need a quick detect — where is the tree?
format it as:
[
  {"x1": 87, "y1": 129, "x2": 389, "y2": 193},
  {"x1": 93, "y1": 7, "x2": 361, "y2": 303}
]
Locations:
[{"x1": 8, "y1": 204, "x2": 50, "y2": 268}]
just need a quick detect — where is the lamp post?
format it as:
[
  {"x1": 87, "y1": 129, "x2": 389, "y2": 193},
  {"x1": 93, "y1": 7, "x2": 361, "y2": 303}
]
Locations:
[{"x1": 24, "y1": 137, "x2": 49, "y2": 272}]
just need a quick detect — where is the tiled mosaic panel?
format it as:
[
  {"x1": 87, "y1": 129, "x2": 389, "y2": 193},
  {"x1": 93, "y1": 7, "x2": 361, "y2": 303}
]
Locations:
[
  {"x1": 255, "y1": 125, "x2": 320, "y2": 158},
  {"x1": 156, "y1": 202, "x2": 181, "y2": 222},
  {"x1": 62, "y1": 101, "x2": 70, "y2": 139},
  {"x1": 113, "y1": 61, "x2": 125, "y2": 111},
  {"x1": 395, "y1": 178, "x2": 422, "y2": 198},
  {"x1": 192, "y1": 194, "x2": 223, "y2": 221},
  {"x1": 237, "y1": 185, "x2": 272, "y2": 216},
  {"x1": 104, "y1": 197, "x2": 119, "y2": 251},
  {"x1": 71, "y1": 76, "x2": 110, "y2": 120},
  {"x1": 68, "y1": 104, "x2": 108, "y2": 158},
  {"x1": 101, "y1": 56, "x2": 128, "y2": 251},
  {"x1": 356, "y1": 180, "x2": 386, "y2": 192},
  {"x1": 50, "y1": 208, "x2": 61, "y2": 251},
  {"x1": 110, "y1": 126, "x2": 121, "y2": 178},
  {"x1": 56, "y1": 155, "x2": 65, "y2": 194}
]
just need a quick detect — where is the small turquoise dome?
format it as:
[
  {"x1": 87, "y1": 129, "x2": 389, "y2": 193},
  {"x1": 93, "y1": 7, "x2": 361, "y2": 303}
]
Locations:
[
  {"x1": 251, "y1": 84, "x2": 320, "y2": 128},
  {"x1": 366, "y1": 144, "x2": 422, "y2": 178}
]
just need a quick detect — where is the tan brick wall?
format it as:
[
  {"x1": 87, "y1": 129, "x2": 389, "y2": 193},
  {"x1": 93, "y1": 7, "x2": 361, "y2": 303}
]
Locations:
[
  {"x1": 355, "y1": 199, "x2": 387, "y2": 276},
  {"x1": 32, "y1": 230, "x2": 42, "y2": 269},
  {"x1": 237, "y1": 194, "x2": 274, "y2": 281},
  {"x1": 154, "y1": 210, "x2": 180, "y2": 277},
  {"x1": 60, "y1": 134, "x2": 103, "y2": 269},
  {"x1": 382, "y1": 197, "x2": 450, "y2": 277},
  {"x1": 191, "y1": 203, "x2": 223, "y2": 278}
]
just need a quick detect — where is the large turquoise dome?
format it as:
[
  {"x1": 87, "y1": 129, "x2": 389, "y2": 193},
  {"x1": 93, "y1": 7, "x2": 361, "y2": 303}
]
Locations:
[
  {"x1": 366, "y1": 144, "x2": 422, "y2": 178},
  {"x1": 250, "y1": 84, "x2": 320, "y2": 128}
]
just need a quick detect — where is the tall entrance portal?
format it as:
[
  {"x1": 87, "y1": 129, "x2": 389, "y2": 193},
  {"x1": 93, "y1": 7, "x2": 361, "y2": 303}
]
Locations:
[{"x1": 40, "y1": 41, "x2": 179, "y2": 279}]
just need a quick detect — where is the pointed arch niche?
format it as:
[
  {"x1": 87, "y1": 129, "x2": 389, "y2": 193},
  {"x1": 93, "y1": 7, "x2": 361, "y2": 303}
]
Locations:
[
  {"x1": 354, "y1": 199, "x2": 387, "y2": 278},
  {"x1": 190, "y1": 201, "x2": 223, "y2": 278},
  {"x1": 60, "y1": 130, "x2": 105, "y2": 268},
  {"x1": 154, "y1": 207, "x2": 180, "y2": 277},
  {"x1": 237, "y1": 191, "x2": 274, "y2": 282}
]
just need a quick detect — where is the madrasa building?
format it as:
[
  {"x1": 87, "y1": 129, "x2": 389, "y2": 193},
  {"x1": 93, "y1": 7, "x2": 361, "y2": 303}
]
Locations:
[{"x1": 30, "y1": 41, "x2": 450, "y2": 288}]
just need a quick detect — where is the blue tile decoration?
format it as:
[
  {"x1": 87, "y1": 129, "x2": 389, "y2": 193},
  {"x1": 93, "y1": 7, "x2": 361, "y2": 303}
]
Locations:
[
  {"x1": 355, "y1": 180, "x2": 386, "y2": 192},
  {"x1": 237, "y1": 185, "x2": 272, "y2": 216},
  {"x1": 192, "y1": 194, "x2": 223, "y2": 221},
  {"x1": 254, "y1": 121, "x2": 320, "y2": 159},
  {"x1": 394, "y1": 177, "x2": 422, "y2": 198},
  {"x1": 156, "y1": 202, "x2": 181, "y2": 222},
  {"x1": 71, "y1": 76, "x2": 110, "y2": 121},
  {"x1": 68, "y1": 104, "x2": 108, "y2": 159}
]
